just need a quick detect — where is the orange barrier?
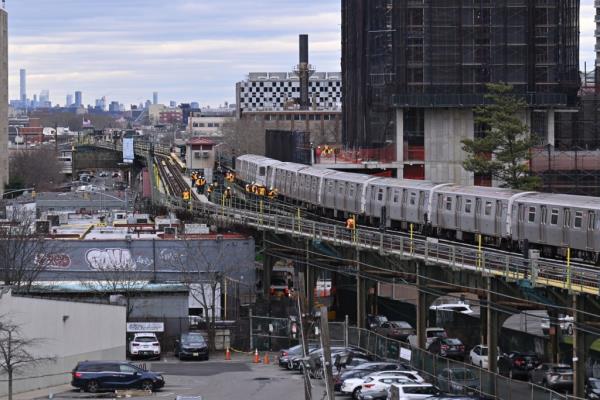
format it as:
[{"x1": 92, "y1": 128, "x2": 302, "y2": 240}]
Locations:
[
  {"x1": 263, "y1": 353, "x2": 270, "y2": 365},
  {"x1": 253, "y1": 349, "x2": 260, "y2": 363},
  {"x1": 225, "y1": 347, "x2": 231, "y2": 360}
]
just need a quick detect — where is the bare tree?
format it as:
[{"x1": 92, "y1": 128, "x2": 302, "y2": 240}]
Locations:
[
  {"x1": 221, "y1": 117, "x2": 266, "y2": 157},
  {"x1": 81, "y1": 259, "x2": 148, "y2": 319},
  {"x1": 0, "y1": 317, "x2": 54, "y2": 400},
  {"x1": 167, "y1": 238, "x2": 245, "y2": 350},
  {"x1": 0, "y1": 208, "x2": 63, "y2": 292},
  {"x1": 9, "y1": 148, "x2": 64, "y2": 191}
]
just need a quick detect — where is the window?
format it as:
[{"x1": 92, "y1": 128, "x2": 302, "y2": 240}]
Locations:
[
  {"x1": 327, "y1": 181, "x2": 334, "y2": 193},
  {"x1": 541, "y1": 207, "x2": 548, "y2": 224},
  {"x1": 259, "y1": 167, "x2": 266, "y2": 176},
  {"x1": 574, "y1": 211, "x2": 583, "y2": 229},
  {"x1": 377, "y1": 189, "x2": 384, "y2": 202},
  {"x1": 485, "y1": 201, "x2": 492, "y2": 216},
  {"x1": 550, "y1": 209, "x2": 559, "y2": 225},
  {"x1": 465, "y1": 199, "x2": 472, "y2": 214},
  {"x1": 120, "y1": 364, "x2": 139, "y2": 374},
  {"x1": 393, "y1": 190, "x2": 400, "y2": 203},
  {"x1": 445, "y1": 197, "x2": 453, "y2": 211},
  {"x1": 528, "y1": 207, "x2": 536, "y2": 223},
  {"x1": 564, "y1": 209, "x2": 571, "y2": 227},
  {"x1": 589, "y1": 212, "x2": 596, "y2": 230},
  {"x1": 409, "y1": 192, "x2": 416, "y2": 205}
]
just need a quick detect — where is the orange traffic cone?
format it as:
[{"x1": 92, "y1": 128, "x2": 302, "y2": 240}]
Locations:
[
  {"x1": 225, "y1": 347, "x2": 231, "y2": 360},
  {"x1": 263, "y1": 353, "x2": 270, "y2": 365},
  {"x1": 253, "y1": 349, "x2": 260, "y2": 363}
]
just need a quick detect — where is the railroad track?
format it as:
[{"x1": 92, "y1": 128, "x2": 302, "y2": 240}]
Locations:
[{"x1": 155, "y1": 155, "x2": 197, "y2": 200}]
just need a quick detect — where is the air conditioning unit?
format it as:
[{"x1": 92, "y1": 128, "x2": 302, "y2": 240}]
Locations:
[{"x1": 164, "y1": 227, "x2": 178, "y2": 235}]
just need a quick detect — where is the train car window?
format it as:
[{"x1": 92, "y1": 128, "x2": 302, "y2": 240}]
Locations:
[
  {"x1": 465, "y1": 199, "x2": 472, "y2": 213},
  {"x1": 485, "y1": 201, "x2": 492, "y2": 216},
  {"x1": 437, "y1": 194, "x2": 443, "y2": 209},
  {"x1": 327, "y1": 181, "x2": 334, "y2": 193},
  {"x1": 410, "y1": 192, "x2": 416, "y2": 205},
  {"x1": 528, "y1": 207, "x2": 536, "y2": 223},
  {"x1": 378, "y1": 188, "x2": 384, "y2": 202},
  {"x1": 574, "y1": 211, "x2": 583, "y2": 229},
  {"x1": 349, "y1": 185, "x2": 355, "y2": 198},
  {"x1": 338, "y1": 184, "x2": 344, "y2": 194},
  {"x1": 393, "y1": 190, "x2": 400, "y2": 203},
  {"x1": 445, "y1": 196, "x2": 452, "y2": 211},
  {"x1": 564, "y1": 209, "x2": 571, "y2": 228},
  {"x1": 259, "y1": 167, "x2": 266, "y2": 176},
  {"x1": 550, "y1": 209, "x2": 559, "y2": 225},
  {"x1": 590, "y1": 212, "x2": 596, "y2": 230}
]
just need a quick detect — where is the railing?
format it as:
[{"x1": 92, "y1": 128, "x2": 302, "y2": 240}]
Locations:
[
  {"x1": 77, "y1": 140, "x2": 600, "y2": 295},
  {"x1": 343, "y1": 327, "x2": 582, "y2": 400}
]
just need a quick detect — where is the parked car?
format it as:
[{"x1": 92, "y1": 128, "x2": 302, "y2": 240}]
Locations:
[
  {"x1": 174, "y1": 332, "x2": 209, "y2": 360},
  {"x1": 128, "y1": 333, "x2": 161, "y2": 359},
  {"x1": 342, "y1": 375, "x2": 413, "y2": 399},
  {"x1": 336, "y1": 363, "x2": 409, "y2": 391},
  {"x1": 429, "y1": 337, "x2": 466, "y2": 361},
  {"x1": 408, "y1": 327, "x2": 448, "y2": 350},
  {"x1": 71, "y1": 360, "x2": 164, "y2": 393},
  {"x1": 587, "y1": 377, "x2": 600, "y2": 399},
  {"x1": 374, "y1": 321, "x2": 415, "y2": 342},
  {"x1": 469, "y1": 345, "x2": 500, "y2": 369},
  {"x1": 386, "y1": 383, "x2": 440, "y2": 399},
  {"x1": 497, "y1": 351, "x2": 541, "y2": 380},
  {"x1": 530, "y1": 363, "x2": 573, "y2": 391},
  {"x1": 436, "y1": 368, "x2": 480, "y2": 395},
  {"x1": 279, "y1": 344, "x2": 316, "y2": 369},
  {"x1": 541, "y1": 315, "x2": 574, "y2": 336},
  {"x1": 368, "y1": 314, "x2": 389, "y2": 330},
  {"x1": 429, "y1": 302, "x2": 474, "y2": 314},
  {"x1": 98, "y1": 171, "x2": 108, "y2": 178},
  {"x1": 340, "y1": 370, "x2": 425, "y2": 397}
]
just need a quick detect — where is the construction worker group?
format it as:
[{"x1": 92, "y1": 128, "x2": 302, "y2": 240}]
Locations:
[{"x1": 245, "y1": 182, "x2": 278, "y2": 199}]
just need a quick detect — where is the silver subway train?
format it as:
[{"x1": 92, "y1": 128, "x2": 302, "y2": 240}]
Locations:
[{"x1": 236, "y1": 155, "x2": 600, "y2": 263}]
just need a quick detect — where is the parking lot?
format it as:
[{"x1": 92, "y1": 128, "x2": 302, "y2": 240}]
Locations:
[{"x1": 38, "y1": 355, "x2": 324, "y2": 400}]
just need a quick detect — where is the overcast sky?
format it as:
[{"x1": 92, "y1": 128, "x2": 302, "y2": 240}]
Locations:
[{"x1": 6, "y1": 0, "x2": 597, "y2": 108}]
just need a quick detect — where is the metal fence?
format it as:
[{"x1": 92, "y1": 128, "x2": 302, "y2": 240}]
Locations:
[{"x1": 342, "y1": 327, "x2": 582, "y2": 400}]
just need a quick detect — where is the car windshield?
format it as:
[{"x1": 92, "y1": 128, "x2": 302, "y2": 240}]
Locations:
[
  {"x1": 451, "y1": 306, "x2": 469, "y2": 312},
  {"x1": 271, "y1": 278, "x2": 287, "y2": 286},
  {"x1": 444, "y1": 338, "x2": 462, "y2": 345},
  {"x1": 403, "y1": 386, "x2": 437, "y2": 395},
  {"x1": 452, "y1": 370, "x2": 476, "y2": 380},
  {"x1": 590, "y1": 380, "x2": 600, "y2": 389},
  {"x1": 135, "y1": 336, "x2": 156, "y2": 342},
  {"x1": 392, "y1": 322, "x2": 412, "y2": 329},
  {"x1": 430, "y1": 330, "x2": 446, "y2": 338},
  {"x1": 551, "y1": 367, "x2": 572, "y2": 373},
  {"x1": 481, "y1": 348, "x2": 488, "y2": 356},
  {"x1": 183, "y1": 334, "x2": 205, "y2": 344}
]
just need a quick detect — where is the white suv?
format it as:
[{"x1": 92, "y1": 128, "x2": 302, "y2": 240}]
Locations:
[
  {"x1": 386, "y1": 383, "x2": 439, "y2": 399},
  {"x1": 129, "y1": 333, "x2": 161, "y2": 359}
]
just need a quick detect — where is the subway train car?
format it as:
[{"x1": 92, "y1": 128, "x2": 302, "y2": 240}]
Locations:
[{"x1": 235, "y1": 154, "x2": 600, "y2": 263}]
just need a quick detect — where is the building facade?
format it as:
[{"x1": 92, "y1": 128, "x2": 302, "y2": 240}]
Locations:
[
  {"x1": 187, "y1": 110, "x2": 233, "y2": 136},
  {"x1": 0, "y1": 10, "x2": 7, "y2": 195},
  {"x1": 342, "y1": 0, "x2": 580, "y2": 184},
  {"x1": 186, "y1": 137, "x2": 216, "y2": 180}
]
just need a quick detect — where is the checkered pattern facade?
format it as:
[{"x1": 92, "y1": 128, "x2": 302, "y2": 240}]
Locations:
[{"x1": 237, "y1": 72, "x2": 341, "y2": 113}]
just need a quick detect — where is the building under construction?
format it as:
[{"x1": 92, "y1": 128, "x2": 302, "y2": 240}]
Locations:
[{"x1": 342, "y1": 0, "x2": 580, "y2": 184}]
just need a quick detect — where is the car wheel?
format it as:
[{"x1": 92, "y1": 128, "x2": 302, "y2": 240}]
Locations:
[
  {"x1": 287, "y1": 360, "x2": 293, "y2": 370},
  {"x1": 141, "y1": 380, "x2": 153, "y2": 392},
  {"x1": 86, "y1": 380, "x2": 99, "y2": 393},
  {"x1": 352, "y1": 387, "x2": 361, "y2": 400}
]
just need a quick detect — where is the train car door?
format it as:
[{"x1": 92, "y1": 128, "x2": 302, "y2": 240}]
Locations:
[
  {"x1": 517, "y1": 204, "x2": 525, "y2": 239},
  {"x1": 418, "y1": 191, "x2": 425, "y2": 224},
  {"x1": 454, "y1": 196, "x2": 462, "y2": 230},
  {"x1": 587, "y1": 211, "x2": 595, "y2": 250},
  {"x1": 495, "y1": 200, "x2": 502, "y2": 236},
  {"x1": 400, "y1": 190, "x2": 407, "y2": 220},
  {"x1": 540, "y1": 206, "x2": 547, "y2": 243},
  {"x1": 474, "y1": 198, "x2": 482, "y2": 233},
  {"x1": 562, "y1": 208, "x2": 571, "y2": 246}
]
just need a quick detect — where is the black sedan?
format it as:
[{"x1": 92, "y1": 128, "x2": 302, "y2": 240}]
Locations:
[{"x1": 174, "y1": 332, "x2": 209, "y2": 361}]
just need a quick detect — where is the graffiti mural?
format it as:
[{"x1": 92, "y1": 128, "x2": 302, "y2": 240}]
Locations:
[{"x1": 86, "y1": 248, "x2": 137, "y2": 271}]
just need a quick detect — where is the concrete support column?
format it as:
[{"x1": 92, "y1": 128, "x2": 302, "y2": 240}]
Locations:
[
  {"x1": 548, "y1": 309, "x2": 560, "y2": 363},
  {"x1": 262, "y1": 253, "x2": 273, "y2": 298},
  {"x1": 547, "y1": 109, "x2": 555, "y2": 147},
  {"x1": 573, "y1": 294, "x2": 586, "y2": 398},
  {"x1": 356, "y1": 249, "x2": 366, "y2": 328},
  {"x1": 416, "y1": 262, "x2": 431, "y2": 349}
]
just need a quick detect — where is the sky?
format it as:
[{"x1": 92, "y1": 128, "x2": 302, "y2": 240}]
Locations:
[{"x1": 5, "y1": 0, "x2": 597, "y2": 108}]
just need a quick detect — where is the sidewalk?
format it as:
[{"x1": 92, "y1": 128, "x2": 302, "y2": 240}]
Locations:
[{"x1": 0, "y1": 384, "x2": 72, "y2": 400}]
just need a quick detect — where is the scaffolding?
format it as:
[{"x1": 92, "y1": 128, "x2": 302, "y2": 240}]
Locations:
[{"x1": 342, "y1": 0, "x2": 580, "y2": 150}]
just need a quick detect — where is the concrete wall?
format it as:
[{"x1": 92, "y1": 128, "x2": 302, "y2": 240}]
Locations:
[
  {"x1": 424, "y1": 108, "x2": 474, "y2": 186},
  {"x1": 0, "y1": 10, "x2": 7, "y2": 195},
  {"x1": 0, "y1": 291, "x2": 125, "y2": 396}
]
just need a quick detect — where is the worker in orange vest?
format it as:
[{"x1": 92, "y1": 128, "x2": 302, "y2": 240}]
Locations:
[{"x1": 346, "y1": 217, "x2": 355, "y2": 230}]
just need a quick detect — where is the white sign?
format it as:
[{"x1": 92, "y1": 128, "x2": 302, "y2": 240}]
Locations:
[
  {"x1": 126, "y1": 322, "x2": 164, "y2": 333},
  {"x1": 123, "y1": 138, "x2": 134, "y2": 164},
  {"x1": 400, "y1": 347, "x2": 412, "y2": 361},
  {"x1": 86, "y1": 248, "x2": 137, "y2": 271}
]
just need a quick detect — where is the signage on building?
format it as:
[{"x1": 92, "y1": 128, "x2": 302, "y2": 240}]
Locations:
[
  {"x1": 126, "y1": 322, "x2": 164, "y2": 333},
  {"x1": 123, "y1": 138, "x2": 134, "y2": 164}
]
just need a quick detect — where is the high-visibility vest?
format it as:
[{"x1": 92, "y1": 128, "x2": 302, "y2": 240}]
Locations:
[
  {"x1": 196, "y1": 179, "x2": 202, "y2": 187},
  {"x1": 199, "y1": 178, "x2": 206, "y2": 186},
  {"x1": 207, "y1": 185, "x2": 213, "y2": 193},
  {"x1": 183, "y1": 191, "x2": 190, "y2": 201},
  {"x1": 268, "y1": 190, "x2": 276, "y2": 199},
  {"x1": 258, "y1": 187, "x2": 266, "y2": 196},
  {"x1": 346, "y1": 218, "x2": 355, "y2": 230},
  {"x1": 246, "y1": 184, "x2": 251, "y2": 192}
]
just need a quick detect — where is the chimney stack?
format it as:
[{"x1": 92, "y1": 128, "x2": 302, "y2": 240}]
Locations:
[{"x1": 297, "y1": 34, "x2": 312, "y2": 110}]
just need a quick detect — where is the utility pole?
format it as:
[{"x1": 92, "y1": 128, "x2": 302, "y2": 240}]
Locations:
[
  {"x1": 319, "y1": 306, "x2": 335, "y2": 400},
  {"x1": 297, "y1": 272, "x2": 312, "y2": 400}
]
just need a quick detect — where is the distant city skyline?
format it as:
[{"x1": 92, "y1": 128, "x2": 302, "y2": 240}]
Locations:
[{"x1": 5, "y1": 1, "x2": 597, "y2": 107}]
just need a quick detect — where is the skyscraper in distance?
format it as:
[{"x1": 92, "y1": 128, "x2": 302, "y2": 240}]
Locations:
[
  {"x1": 0, "y1": 10, "x2": 8, "y2": 195},
  {"x1": 66, "y1": 94, "x2": 73, "y2": 107},
  {"x1": 19, "y1": 69, "x2": 26, "y2": 102},
  {"x1": 75, "y1": 91, "x2": 82, "y2": 107},
  {"x1": 153, "y1": 91, "x2": 158, "y2": 105}
]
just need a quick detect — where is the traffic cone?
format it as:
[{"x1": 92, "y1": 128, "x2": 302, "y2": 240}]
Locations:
[
  {"x1": 225, "y1": 347, "x2": 231, "y2": 360},
  {"x1": 253, "y1": 349, "x2": 260, "y2": 363},
  {"x1": 263, "y1": 353, "x2": 270, "y2": 365}
]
